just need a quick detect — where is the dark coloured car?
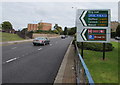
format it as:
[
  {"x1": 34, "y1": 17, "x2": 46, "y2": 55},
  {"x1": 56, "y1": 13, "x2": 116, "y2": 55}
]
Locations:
[
  {"x1": 33, "y1": 37, "x2": 50, "y2": 46},
  {"x1": 61, "y1": 35, "x2": 66, "y2": 39},
  {"x1": 115, "y1": 37, "x2": 120, "y2": 40}
]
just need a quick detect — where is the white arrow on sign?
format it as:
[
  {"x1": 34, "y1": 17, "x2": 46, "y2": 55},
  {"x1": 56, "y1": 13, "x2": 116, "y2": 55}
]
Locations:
[
  {"x1": 81, "y1": 10, "x2": 87, "y2": 26},
  {"x1": 82, "y1": 29, "x2": 87, "y2": 41}
]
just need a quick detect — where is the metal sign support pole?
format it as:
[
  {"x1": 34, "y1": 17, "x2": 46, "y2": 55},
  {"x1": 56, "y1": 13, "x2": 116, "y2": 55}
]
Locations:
[
  {"x1": 103, "y1": 43, "x2": 105, "y2": 60},
  {"x1": 81, "y1": 42, "x2": 84, "y2": 59}
]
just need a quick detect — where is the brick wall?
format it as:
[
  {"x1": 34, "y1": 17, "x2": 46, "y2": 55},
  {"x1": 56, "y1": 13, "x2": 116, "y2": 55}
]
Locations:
[{"x1": 33, "y1": 33, "x2": 60, "y2": 38}]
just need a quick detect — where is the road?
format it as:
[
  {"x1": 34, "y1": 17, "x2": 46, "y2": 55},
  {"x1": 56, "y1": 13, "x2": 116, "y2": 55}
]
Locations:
[
  {"x1": 111, "y1": 38, "x2": 120, "y2": 42},
  {"x1": 2, "y1": 36, "x2": 73, "y2": 84}
]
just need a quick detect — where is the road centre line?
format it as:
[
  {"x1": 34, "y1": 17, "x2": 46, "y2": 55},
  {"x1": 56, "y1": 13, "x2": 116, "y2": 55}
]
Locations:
[
  {"x1": 6, "y1": 57, "x2": 18, "y2": 63},
  {"x1": 11, "y1": 47, "x2": 17, "y2": 49},
  {"x1": 38, "y1": 48, "x2": 42, "y2": 50}
]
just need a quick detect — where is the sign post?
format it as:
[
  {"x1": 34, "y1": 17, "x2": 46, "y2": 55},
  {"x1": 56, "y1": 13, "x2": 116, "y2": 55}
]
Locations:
[
  {"x1": 76, "y1": 9, "x2": 111, "y2": 60},
  {"x1": 81, "y1": 42, "x2": 84, "y2": 58},
  {"x1": 103, "y1": 43, "x2": 105, "y2": 60}
]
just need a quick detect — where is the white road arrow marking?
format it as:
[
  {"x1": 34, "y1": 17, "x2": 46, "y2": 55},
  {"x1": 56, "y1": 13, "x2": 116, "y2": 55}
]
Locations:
[
  {"x1": 81, "y1": 10, "x2": 87, "y2": 26},
  {"x1": 82, "y1": 29, "x2": 87, "y2": 41}
]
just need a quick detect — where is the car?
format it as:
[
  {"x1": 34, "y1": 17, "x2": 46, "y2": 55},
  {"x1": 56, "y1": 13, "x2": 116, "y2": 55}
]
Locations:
[
  {"x1": 115, "y1": 36, "x2": 120, "y2": 40},
  {"x1": 33, "y1": 37, "x2": 50, "y2": 46},
  {"x1": 61, "y1": 35, "x2": 66, "y2": 39}
]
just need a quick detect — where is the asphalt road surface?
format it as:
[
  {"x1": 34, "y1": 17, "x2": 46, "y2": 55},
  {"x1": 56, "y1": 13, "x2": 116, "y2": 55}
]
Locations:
[
  {"x1": 111, "y1": 38, "x2": 120, "y2": 42},
  {"x1": 2, "y1": 36, "x2": 73, "y2": 84}
]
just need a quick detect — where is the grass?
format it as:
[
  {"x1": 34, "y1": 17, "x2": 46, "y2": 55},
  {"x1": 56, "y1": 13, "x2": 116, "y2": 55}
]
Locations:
[
  {"x1": 79, "y1": 41, "x2": 118, "y2": 83},
  {"x1": 0, "y1": 32, "x2": 24, "y2": 42}
]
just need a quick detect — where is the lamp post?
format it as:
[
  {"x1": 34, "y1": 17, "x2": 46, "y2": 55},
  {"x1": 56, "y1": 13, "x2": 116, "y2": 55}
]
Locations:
[
  {"x1": 72, "y1": 7, "x2": 77, "y2": 27},
  {"x1": 72, "y1": 7, "x2": 84, "y2": 58},
  {"x1": 118, "y1": 1, "x2": 120, "y2": 43}
]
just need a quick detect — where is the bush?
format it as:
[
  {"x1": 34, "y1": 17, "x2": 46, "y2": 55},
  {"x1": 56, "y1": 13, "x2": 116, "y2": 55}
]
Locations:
[
  {"x1": 77, "y1": 42, "x2": 114, "y2": 52},
  {"x1": 72, "y1": 35, "x2": 114, "y2": 52},
  {"x1": 111, "y1": 32, "x2": 116, "y2": 38},
  {"x1": 53, "y1": 29, "x2": 59, "y2": 34},
  {"x1": 34, "y1": 30, "x2": 58, "y2": 34},
  {"x1": 116, "y1": 24, "x2": 120, "y2": 37}
]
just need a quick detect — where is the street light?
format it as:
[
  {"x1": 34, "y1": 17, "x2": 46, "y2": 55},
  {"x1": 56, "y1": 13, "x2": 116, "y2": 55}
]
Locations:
[{"x1": 72, "y1": 7, "x2": 77, "y2": 27}]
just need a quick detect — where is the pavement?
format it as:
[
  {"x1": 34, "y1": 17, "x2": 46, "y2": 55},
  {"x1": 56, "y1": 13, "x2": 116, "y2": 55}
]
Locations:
[
  {"x1": 54, "y1": 41, "x2": 76, "y2": 84},
  {"x1": 2, "y1": 36, "x2": 74, "y2": 84}
]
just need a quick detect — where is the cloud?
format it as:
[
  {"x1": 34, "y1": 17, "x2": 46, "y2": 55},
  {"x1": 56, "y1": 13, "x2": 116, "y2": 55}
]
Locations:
[{"x1": 1, "y1": 2, "x2": 118, "y2": 30}]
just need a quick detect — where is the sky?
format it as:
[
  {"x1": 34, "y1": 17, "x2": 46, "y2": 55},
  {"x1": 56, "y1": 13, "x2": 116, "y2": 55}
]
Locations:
[{"x1": 0, "y1": 1, "x2": 119, "y2": 30}]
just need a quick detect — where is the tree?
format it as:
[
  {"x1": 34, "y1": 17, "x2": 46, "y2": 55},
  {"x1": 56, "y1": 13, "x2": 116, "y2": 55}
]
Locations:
[
  {"x1": 21, "y1": 28, "x2": 28, "y2": 37},
  {"x1": 21, "y1": 28, "x2": 28, "y2": 33},
  {"x1": 68, "y1": 27, "x2": 76, "y2": 35},
  {"x1": 64, "y1": 27, "x2": 68, "y2": 35},
  {"x1": 53, "y1": 29, "x2": 59, "y2": 34},
  {"x1": 54, "y1": 24, "x2": 58, "y2": 30},
  {"x1": 116, "y1": 24, "x2": 120, "y2": 37},
  {"x1": 56, "y1": 27, "x2": 63, "y2": 34},
  {"x1": 53, "y1": 24, "x2": 63, "y2": 34},
  {"x1": 2, "y1": 21, "x2": 13, "y2": 30}
]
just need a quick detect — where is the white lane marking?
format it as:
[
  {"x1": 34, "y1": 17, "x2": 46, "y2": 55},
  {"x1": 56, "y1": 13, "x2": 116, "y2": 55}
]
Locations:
[
  {"x1": 38, "y1": 48, "x2": 42, "y2": 50},
  {"x1": 3, "y1": 57, "x2": 20, "y2": 64},
  {"x1": 6, "y1": 57, "x2": 18, "y2": 63},
  {"x1": 11, "y1": 47, "x2": 17, "y2": 49},
  {"x1": 50, "y1": 44, "x2": 52, "y2": 46}
]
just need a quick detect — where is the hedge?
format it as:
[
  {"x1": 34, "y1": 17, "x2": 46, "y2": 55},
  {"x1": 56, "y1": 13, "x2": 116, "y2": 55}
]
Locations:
[
  {"x1": 34, "y1": 30, "x2": 58, "y2": 34},
  {"x1": 111, "y1": 32, "x2": 116, "y2": 38},
  {"x1": 72, "y1": 35, "x2": 114, "y2": 52},
  {"x1": 77, "y1": 42, "x2": 114, "y2": 52}
]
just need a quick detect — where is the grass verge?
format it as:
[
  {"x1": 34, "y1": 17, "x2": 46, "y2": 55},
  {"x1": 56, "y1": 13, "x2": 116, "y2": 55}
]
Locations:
[
  {"x1": 0, "y1": 32, "x2": 24, "y2": 42},
  {"x1": 79, "y1": 41, "x2": 118, "y2": 83}
]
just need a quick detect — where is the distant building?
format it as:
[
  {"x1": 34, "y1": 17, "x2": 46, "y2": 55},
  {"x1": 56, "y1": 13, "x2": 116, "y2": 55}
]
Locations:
[
  {"x1": 28, "y1": 22, "x2": 52, "y2": 31},
  {"x1": 28, "y1": 24, "x2": 38, "y2": 31},
  {"x1": 110, "y1": 21, "x2": 119, "y2": 32}
]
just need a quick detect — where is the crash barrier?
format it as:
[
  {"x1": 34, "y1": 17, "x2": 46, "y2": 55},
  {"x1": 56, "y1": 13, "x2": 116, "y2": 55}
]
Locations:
[{"x1": 75, "y1": 42, "x2": 94, "y2": 85}]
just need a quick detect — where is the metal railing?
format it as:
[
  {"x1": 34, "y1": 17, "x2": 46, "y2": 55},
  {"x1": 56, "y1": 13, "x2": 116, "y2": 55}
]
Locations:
[{"x1": 75, "y1": 42, "x2": 94, "y2": 85}]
